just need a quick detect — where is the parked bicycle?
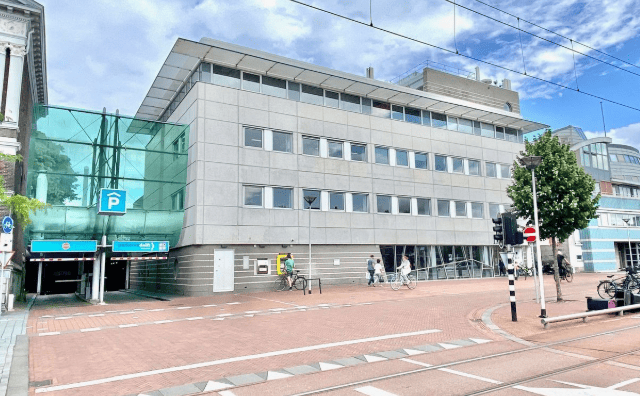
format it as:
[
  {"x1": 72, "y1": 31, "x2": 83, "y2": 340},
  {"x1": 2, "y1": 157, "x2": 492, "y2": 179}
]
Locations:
[
  {"x1": 517, "y1": 265, "x2": 536, "y2": 280},
  {"x1": 390, "y1": 270, "x2": 416, "y2": 290},
  {"x1": 274, "y1": 270, "x2": 307, "y2": 291},
  {"x1": 597, "y1": 266, "x2": 640, "y2": 299}
]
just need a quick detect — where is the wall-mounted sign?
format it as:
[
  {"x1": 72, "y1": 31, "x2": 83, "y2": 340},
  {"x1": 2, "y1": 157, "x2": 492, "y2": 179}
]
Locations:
[
  {"x1": 112, "y1": 241, "x2": 169, "y2": 253},
  {"x1": 31, "y1": 240, "x2": 98, "y2": 253}
]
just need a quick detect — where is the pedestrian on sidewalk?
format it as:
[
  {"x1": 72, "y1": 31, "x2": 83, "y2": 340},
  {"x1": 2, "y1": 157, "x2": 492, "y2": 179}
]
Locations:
[
  {"x1": 285, "y1": 253, "x2": 295, "y2": 291},
  {"x1": 367, "y1": 255, "x2": 376, "y2": 286},
  {"x1": 374, "y1": 259, "x2": 383, "y2": 285},
  {"x1": 499, "y1": 258, "x2": 506, "y2": 276}
]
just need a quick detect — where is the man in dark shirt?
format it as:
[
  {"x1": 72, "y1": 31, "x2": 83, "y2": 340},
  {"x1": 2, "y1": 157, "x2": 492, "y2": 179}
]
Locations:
[
  {"x1": 367, "y1": 255, "x2": 376, "y2": 286},
  {"x1": 557, "y1": 251, "x2": 571, "y2": 277}
]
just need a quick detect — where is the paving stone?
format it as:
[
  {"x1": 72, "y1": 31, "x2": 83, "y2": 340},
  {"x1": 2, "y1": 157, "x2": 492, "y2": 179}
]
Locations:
[
  {"x1": 377, "y1": 350, "x2": 407, "y2": 359},
  {"x1": 413, "y1": 344, "x2": 443, "y2": 353},
  {"x1": 334, "y1": 357, "x2": 367, "y2": 367},
  {"x1": 224, "y1": 373, "x2": 264, "y2": 386},
  {"x1": 254, "y1": 371, "x2": 269, "y2": 380},
  {"x1": 448, "y1": 339, "x2": 477, "y2": 347},
  {"x1": 192, "y1": 381, "x2": 208, "y2": 392},
  {"x1": 158, "y1": 383, "x2": 201, "y2": 396},
  {"x1": 283, "y1": 365, "x2": 319, "y2": 375}
]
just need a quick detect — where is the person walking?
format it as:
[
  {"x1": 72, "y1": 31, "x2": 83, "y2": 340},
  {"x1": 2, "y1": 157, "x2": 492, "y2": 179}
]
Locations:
[
  {"x1": 374, "y1": 259, "x2": 383, "y2": 285},
  {"x1": 285, "y1": 253, "x2": 295, "y2": 290},
  {"x1": 367, "y1": 255, "x2": 376, "y2": 286}
]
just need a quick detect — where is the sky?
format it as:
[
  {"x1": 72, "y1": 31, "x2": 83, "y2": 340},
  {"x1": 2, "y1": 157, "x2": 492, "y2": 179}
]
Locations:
[{"x1": 39, "y1": 0, "x2": 640, "y2": 148}]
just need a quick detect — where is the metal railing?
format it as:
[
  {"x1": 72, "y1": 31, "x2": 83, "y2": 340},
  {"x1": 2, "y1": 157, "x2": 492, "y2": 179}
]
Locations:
[
  {"x1": 391, "y1": 60, "x2": 477, "y2": 85},
  {"x1": 409, "y1": 259, "x2": 495, "y2": 281}
]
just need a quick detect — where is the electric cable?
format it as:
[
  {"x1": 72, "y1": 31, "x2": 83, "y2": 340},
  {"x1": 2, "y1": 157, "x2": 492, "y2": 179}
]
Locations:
[
  {"x1": 288, "y1": 0, "x2": 640, "y2": 113},
  {"x1": 517, "y1": 18, "x2": 526, "y2": 75}
]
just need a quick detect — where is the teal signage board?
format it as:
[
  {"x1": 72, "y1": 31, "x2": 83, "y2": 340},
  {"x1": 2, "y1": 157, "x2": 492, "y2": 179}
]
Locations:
[
  {"x1": 112, "y1": 241, "x2": 169, "y2": 253},
  {"x1": 31, "y1": 240, "x2": 98, "y2": 253},
  {"x1": 98, "y1": 188, "x2": 126, "y2": 215}
]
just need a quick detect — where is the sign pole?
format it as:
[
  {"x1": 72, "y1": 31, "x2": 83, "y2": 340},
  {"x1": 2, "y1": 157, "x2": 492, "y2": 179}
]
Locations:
[
  {"x1": 99, "y1": 235, "x2": 106, "y2": 304},
  {"x1": 530, "y1": 243, "x2": 540, "y2": 303},
  {"x1": 532, "y1": 168, "x2": 546, "y2": 318},
  {"x1": 501, "y1": 250, "x2": 517, "y2": 322}
]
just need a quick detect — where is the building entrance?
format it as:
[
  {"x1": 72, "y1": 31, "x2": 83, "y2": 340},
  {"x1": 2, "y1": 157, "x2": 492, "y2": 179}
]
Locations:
[{"x1": 617, "y1": 242, "x2": 640, "y2": 269}]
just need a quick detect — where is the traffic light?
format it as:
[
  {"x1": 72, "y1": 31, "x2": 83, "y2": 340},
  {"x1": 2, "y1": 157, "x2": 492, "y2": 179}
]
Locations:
[
  {"x1": 492, "y1": 217, "x2": 504, "y2": 248},
  {"x1": 502, "y1": 213, "x2": 524, "y2": 246}
]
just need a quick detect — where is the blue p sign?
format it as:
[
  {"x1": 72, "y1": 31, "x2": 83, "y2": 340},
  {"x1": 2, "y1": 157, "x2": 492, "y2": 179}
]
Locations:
[{"x1": 98, "y1": 188, "x2": 127, "y2": 215}]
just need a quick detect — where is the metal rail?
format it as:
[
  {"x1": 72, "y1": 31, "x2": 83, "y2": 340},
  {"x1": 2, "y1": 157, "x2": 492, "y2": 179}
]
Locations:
[{"x1": 541, "y1": 302, "x2": 640, "y2": 329}]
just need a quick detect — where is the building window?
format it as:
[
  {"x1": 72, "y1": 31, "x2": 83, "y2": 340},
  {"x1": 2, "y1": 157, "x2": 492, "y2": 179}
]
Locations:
[
  {"x1": 489, "y1": 203, "x2": 500, "y2": 219},
  {"x1": 351, "y1": 143, "x2": 367, "y2": 162},
  {"x1": 415, "y1": 152, "x2": 428, "y2": 169},
  {"x1": 455, "y1": 201, "x2": 467, "y2": 217},
  {"x1": 486, "y1": 163, "x2": 497, "y2": 178},
  {"x1": 302, "y1": 189, "x2": 321, "y2": 209},
  {"x1": 468, "y1": 159, "x2": 481, "y2": 176},
  {"x1": 244, "y1": 186, "x2": 263, "y2": 206},
  {"x1": 396, "y1": 150, "x2": 409, "y2": 167},
  {"x1": 375, "y1": 147, "x2": 389, "y2": 165},
  {"x1": 273, "y1": 187, "x2": 292, "y2": 209},
  {"x1": 447, "y1": 117, "x2": 459, "y2": 131},
  {"x1": 262, "y1": 76, "x2": 287, "y2": 98},
  {"x1": 328, "y1": 140, "x2": 343, "y2": 158},
  {"x1": 431, "y1": 112, "x2": 447, "y2": 129},
  {"x1": 288, "y1": 81, "x2": 301, "y2": 101},
  {"x1": 473, "y1": 121, "x2": 481, "y2": 135},
  {"x1": 340, "y1": 93, "x2": 360, "y2": 112},
  {"x1": 172, "y1": 132, "x2": 186, "y2": 160},
  {"x1": 325, "y1": 90, "x2": 340, "y2": 108},
  {"x1": 372, "y1": 101, "x2": 391, "y2": 118},
  {"x1": 300, "y1": 84, "x2": 324, "y2": 105},
  {"x1": 377, "y1": 195, "x2": 392, "y2": 214},
  {"x1": 361, "y1": 98, "x2": 372, "y2": 115},
  {"x1": 391, "y1": 105, "x2": 404, "y2": 121},
  {"x1": 471, "y1": 202, "x2": 483, "y2": 218},
  {"x1": 242, "y1": 72, "x2": 261, "y2": 92},
  {"x1": 200, "y1": 62, "x2": 211, "y2": 83},
  {"x1": 405, "y1": 107, "x2": 421, "y2": 124},
  {"x1": 422, "y1": 110, "x2": 431, "y2": 126},
  {"x1": 303, "y1": 136, "x2": 320, "y2": 156},
  {"x1": 458, "y1": 119, "x2": 473, "y2": 134},
  {"x1": 452, "y1": 158, "x2": 464, "y2": 173},
  {"x1": 505, "y1": 128, "x2": 518, "y2": 142},
  {"x1": 481, "y1": 123, "x2": 494, "y2": 138},
  {"x1": 212, "y1": 64, "x2": 241, "y2": 88},
  {"x1": 244, "y1": 127, "x2": 263, "y2": 148},
  {"x1": 329, "y1": 192, "x2": 345, "y2": 211},
  {"x1": 500, "y1": 164, "x2": 511, "y2": 179},
  {"x1": 417, "y1": 198, "x2": 431, "y2": 215},
  {"x1": 504, "y1": 102, "x2": 512, "y2": 112},
  {"x1": 437, "y1": 200, "x2": 450, "y2": 217},
  {"x1": 435, "y1": 155, "x2": 447, "y2": 172},
  {"x1": 272, "y1": 131, "x2": 292, "y2": 153},
  {"x1": 495, "y1": 126, "x2": 505, "y2": 140},
  {"x1": 352, "y1": 193, "x2": 368, "y2": 212},
  {"x1": 398, "y1": 197, "x2": 411, "y2": 214},
  {"x1": 171, "y1": 189, "x2": 184, "y2": 210}
]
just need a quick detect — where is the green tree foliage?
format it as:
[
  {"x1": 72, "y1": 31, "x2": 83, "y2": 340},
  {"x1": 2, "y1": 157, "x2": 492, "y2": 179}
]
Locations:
[
  {"x1": 30, "y1": 130, "x2": 78, "y2": 204},
  {"x1": 0, "y1": 153, "x2": 47, "y2": 225},
  {"x1": 508, "y1": 131, "x2": 599, "y2": 301}
]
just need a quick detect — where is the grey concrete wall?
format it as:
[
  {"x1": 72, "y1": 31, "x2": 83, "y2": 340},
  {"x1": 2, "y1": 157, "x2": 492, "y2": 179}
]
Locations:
[
  {"x1": 423, "y1": 68, "x2": 520, "y2": 114},
  {"x1": 166, "y1": 81, "x2": 522, "y2": 249}
]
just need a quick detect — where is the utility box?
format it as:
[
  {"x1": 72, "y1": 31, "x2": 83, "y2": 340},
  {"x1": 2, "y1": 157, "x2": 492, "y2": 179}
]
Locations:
[{"x1": 255, "y1": 258, "x2": 270, "y2": 275}]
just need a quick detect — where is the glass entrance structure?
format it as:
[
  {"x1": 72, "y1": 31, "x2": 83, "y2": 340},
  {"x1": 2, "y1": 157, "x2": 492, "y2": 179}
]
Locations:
[{"x1": 25, "y1": 105, "x2": 189, "y2": 247}]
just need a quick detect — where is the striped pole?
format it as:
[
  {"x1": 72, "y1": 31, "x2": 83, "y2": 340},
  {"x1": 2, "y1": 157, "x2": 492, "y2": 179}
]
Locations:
[{"x1": 501, "y1": 251, "x2": 517, "y2": 322}]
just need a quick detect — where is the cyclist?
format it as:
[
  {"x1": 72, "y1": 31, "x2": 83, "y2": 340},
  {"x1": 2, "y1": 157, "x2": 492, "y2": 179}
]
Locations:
[
  {"x1": 557, "y1": 251, "x2": 572, "y2": 279},
  {"x1": 398, "y1": 255, "x2": 411, "y2": 285},
  {"x1": 285, "y1": 253, "x2": 295, "y2": 291}
]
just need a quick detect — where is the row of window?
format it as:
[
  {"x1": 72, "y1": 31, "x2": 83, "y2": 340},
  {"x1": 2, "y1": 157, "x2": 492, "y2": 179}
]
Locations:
[
  {"x1": 581, "y1": 144, "x2": 609, "y2": 171},
  {"x1": 245, "y1": 127, "x2": 512, "y2": 178},
  {"x1": 244, "y1": 185, "x2": 507, "y2": 219},
  {"x1": 610, "y1": 153, "x2": 640, "y2": 165},
  {"x1": 160, "y1": 62, "x2": 524, "y2": 145},
  {"x1": 598, "y1": 212, "x2": 640, "y2": 227}
]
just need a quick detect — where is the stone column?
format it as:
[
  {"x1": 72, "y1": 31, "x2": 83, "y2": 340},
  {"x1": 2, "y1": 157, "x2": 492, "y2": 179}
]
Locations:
[{"x1": 2, "y1": 42, "x2": 26, "y2": 125}]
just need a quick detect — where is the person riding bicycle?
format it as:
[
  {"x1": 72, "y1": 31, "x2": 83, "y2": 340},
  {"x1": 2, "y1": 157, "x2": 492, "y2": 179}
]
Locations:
[
  {"x1": 398, "y1": 255, "x2": 411, "y2": 284},
  {"x1": 285, "y1": 253, "x2": 295, "y2": 291},
  {"x1": 557, "y1": 251, "x2": 572, "y2": 278}
]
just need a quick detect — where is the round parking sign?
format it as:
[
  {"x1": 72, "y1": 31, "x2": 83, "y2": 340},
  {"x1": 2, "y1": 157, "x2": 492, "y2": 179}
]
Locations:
[{"x1": 2, "y1": 216, "x2": 13, "y2": 233}]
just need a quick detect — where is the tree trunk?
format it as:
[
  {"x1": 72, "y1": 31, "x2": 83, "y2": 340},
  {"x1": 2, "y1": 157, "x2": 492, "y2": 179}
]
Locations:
[{"x1": 551, "y1": 237, "x2": 563, "y2": 301}]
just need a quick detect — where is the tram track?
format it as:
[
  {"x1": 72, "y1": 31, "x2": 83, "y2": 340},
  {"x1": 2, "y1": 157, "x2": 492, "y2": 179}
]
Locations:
[{"x1": 290, "y1": 322, "x2": 640, "y2": 395}]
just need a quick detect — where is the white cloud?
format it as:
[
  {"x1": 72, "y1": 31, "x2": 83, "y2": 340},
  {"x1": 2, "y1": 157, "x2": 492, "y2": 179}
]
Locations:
[{"x1": 585, "y1": 123, "x2": 640, "y2": 150}]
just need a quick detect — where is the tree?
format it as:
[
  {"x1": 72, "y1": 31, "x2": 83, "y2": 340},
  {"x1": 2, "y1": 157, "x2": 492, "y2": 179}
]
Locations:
[
  {"x1": 507, "y1": 131, "x2": 599, "y2": 301},
  {"x1": 30, "y1": 130, "x2": 78, "y2": 204},
  {"x1": 0, "y1": 153, "x2": 47, "y2": 225}
]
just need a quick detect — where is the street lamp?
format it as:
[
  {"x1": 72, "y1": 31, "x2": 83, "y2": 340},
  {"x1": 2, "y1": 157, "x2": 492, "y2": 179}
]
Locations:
[
  {"x1": 303, "y1": 195, "x2": 317, "y2": 294},
  {"x1": 623, "y1": 218, "x2": 633, "y2": 268},
  {"x1": 520, "y1": 155, "x2": 546, "y2": 318}
]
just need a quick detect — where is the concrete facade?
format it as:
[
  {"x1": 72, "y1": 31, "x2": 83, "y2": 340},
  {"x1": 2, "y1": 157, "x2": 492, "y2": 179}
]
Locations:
[{"x1": 132, "y1": 38, "x2": 547, "y2": 295}]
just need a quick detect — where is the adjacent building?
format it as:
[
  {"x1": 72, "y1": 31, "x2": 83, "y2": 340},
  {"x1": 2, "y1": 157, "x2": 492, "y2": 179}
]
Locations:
[{"x1": 125, "y1": 37, "x2": 547, "y2": 296}]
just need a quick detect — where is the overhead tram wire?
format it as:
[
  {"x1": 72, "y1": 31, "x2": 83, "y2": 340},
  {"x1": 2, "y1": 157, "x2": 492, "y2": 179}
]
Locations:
[
  {"x1": 471, "y1": 0, "x2": 640, "y2": 72},
  {"x1": 440, "y1": 0, "x2": 640, "y2": 79},
  {"x1": 288, "y1": 0, "x2": 640, "y2": 113}
]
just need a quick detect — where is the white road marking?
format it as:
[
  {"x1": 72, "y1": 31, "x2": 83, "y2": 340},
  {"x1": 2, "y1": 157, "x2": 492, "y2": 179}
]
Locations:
[
  {"x1": 218, "y1": 391, "x2": 236, "y2": 396},
  {"x1": 35, "y1": 328, "x2": 441, "y2": 393},
  {"x1": 203, "y1": 381, "x2": 232, "y2": 391},
  {"x1": 439, "y1": 368, "x2": 503, "y2": 384},
  {"x1": 363, "y1": 355, "x2": 387, "y2": 363},
  {"x1": 203, "y1": 304, "x2": 217, "y2": 307},
  {"x1": 119, "y1": 324, "x2": 138, "y2": 328},
  {"x1": 120, "y1": 312, "x2": 135, "y2": 315},
  {"x1": 217, "y1": 314, "x2": 233, "y2": 317},
  {"x1": 227, "y1": 302, "x2": 240, "y2": 305},
  {"x1": 608, "y1": 378, "x2": 640, "y2": 389},
  {"x1": 54, "y1": 317, "x2": 71, "y2": 320},
  {"x1": 186, "y1": 317, "x2": 204, "y2": 321},
  {"x1": 176, "y1": 307, "x2": 192, "y2": 310},
  {"x1": 403, "y1": 349, "x2": 424, "y2": 356},
  {"x1": 469, "y1": 338, "x2": 492, "y2": 344},
  {"x1": 438, "y1": 342, "x2": 461, "y2": 349},
  {"x1": 400, "y1": 358, "x2": 432, "y2": 367},
  {"x1": 80, "y1": 328, "x2": 101, "y2": 333},
  {"x1": 154, "y1": 320, "x2": 172, "y2": 324},
  {"x1": 38, "y1": 332, "x2": 60, "y2": 337},
  {"x1": 319, "y1": 362, "x2": 343, "y2": 371},
  {"x1": 267, "y1": 371, "x2": 292, "y2": 380},
  {"x1": 88, "y1": 314, "x2": 104, "y2": 317},
  {"x1": 148, "y1": 309, "x2": 164, "y2": 312},
  {"x1": 355, "y1": 385, "x2": 398, "y2": 396}
]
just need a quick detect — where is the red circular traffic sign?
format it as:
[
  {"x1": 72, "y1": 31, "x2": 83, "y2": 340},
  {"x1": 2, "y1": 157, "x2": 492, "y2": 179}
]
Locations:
[{"x1": 523, "y1": 227, "x2": 536, "y2": 242}]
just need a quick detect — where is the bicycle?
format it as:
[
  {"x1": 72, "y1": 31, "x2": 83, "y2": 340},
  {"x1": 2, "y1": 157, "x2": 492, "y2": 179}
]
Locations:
[
  {"x1": 597, "y1": 266, "x2": 640, "y2": 299},
  {"x1": 560, "y1": 265, "x2": 573, "y2": 283},
  {"x1": 390, "y1": 271, "x2": 416, "y2": 290},
  {"x1": 274, "y1": 270, "x2": 307, "y2": 291},
  {"x1": 517, "y1": 265, "x2": 536, "y2": 280}
]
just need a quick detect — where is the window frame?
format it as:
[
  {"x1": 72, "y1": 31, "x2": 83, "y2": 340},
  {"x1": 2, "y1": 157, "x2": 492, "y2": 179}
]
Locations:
[
  {"x1": 350, "y1": 143, "x2": 367, "y2": 162},
  {"x1": 329, "y1": 191, "x2": 345, "y2": 211},
  {"x1": 244, "y1": 127, "x2": 263, "y2": 148},
  {"x1": 455, "y1": 201, "x2": 468, "y2": 217},
  {"x1": 396, "y1": 149, "x2": 409, "y2": 167},
  {"x1": 468, "y1": 159, "x2": 481, "y2": 176},
  {"x1": 272, "y1": 187, "x2": 293, "y2": 209},
  {"x1": 398, "y1": 196, "x2": 411, "y2": 214},
  {"x1": 272, "y1": 130, "x2": 293, "y2": 153},
  {"x1": 328, "y1": 140, "x2": 343, "y2": 159},
  {"x1": 434, "y1": 154, "x2": 448, "y2": 172},
  {"x1": 375, "y1": 146, "x2": 390, "y2": 165},
  {"x1": 414, "y1": 152, "x2": 428, "y2": 169},
  {"x1": 376, "y1": 195, "x2": 392, "y2": 214},
  {"x1": 302, "y1": 136, "x2": 320, "y2": 157},
  {"x1": 352, "y1": 193, "x2": 369, "y2": 213},
  {"x1": 244, "y1": 185, "x2": 264, "y2": 207},
  {"x1": 437, "y1": 199, "x2": 450, "y2": 217},
  {"x1": 302, "y1": 189, "x2": 321, "y2": 210},
  {"x1": 471, "y1": 202, "x2": 483, "y2": 219},
  {"x1": 417, "y1": 198, "x2": 431, "y2": 216}
]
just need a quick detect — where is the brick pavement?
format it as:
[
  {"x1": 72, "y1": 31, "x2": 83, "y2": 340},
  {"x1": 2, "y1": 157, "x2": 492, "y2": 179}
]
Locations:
[
  {"x1": 0, "y1": 295, "x2": 35, "y2": 396},
  {"x1": 26, "y1": 272, "x2": 618, "y2": 396}
]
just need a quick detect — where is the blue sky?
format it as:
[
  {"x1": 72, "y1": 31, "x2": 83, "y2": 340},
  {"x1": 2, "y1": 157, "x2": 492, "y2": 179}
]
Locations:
[{"x1": 40, "y1": 0, "x2": 640, "y2": 147}]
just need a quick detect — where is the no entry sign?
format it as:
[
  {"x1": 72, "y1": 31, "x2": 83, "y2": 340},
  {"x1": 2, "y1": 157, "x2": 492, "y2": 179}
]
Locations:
[{"x1": 523, "y1": 227, "x2": 536, "y2": 242}]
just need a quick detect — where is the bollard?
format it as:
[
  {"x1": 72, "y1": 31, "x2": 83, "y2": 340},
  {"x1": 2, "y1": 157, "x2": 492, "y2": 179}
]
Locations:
[{"x1": 501, "y1": 251, "x2": 517, "y2": 322}]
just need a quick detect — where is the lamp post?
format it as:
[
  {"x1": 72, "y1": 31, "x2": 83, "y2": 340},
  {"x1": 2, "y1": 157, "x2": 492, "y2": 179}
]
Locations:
[
  {"x1": 304, "y1": 195, "x2": 317, "y2": 294},
  {"x1": 623, "y1": 218, "x2": 633, "y2": 268},
  {"x1": 520, "y1": 156, "x2": 546, "y2": 318}
]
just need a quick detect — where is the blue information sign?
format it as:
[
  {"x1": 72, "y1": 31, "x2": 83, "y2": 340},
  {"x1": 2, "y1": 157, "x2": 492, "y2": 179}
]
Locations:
[
  {"x1": 31, "y1": 240, "x2": 98, "y2": 253},
  {"x1": 112, "y1": 241, "x2": 169, "y2": 253},
  {"x1": 98, "y1": 188, "x2": 127, "y2": 215},
  {"x1": 2, "y1": 216, "x2": 13, "y2": 233}
]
